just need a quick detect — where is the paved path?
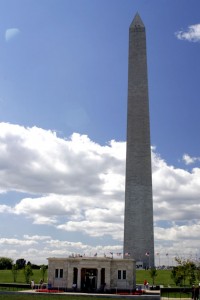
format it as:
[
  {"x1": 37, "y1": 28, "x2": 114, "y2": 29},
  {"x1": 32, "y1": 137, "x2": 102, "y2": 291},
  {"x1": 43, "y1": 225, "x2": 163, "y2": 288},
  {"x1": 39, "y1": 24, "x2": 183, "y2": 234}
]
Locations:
[{"x1": 18, "y1": 289, "x2": 160, "y2": 298}]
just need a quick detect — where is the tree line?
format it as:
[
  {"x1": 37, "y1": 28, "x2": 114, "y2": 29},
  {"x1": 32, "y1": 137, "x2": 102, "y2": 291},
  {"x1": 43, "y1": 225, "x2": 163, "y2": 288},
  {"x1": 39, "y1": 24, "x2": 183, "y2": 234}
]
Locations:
[
  {"x1": 149, "y1": 257, "x2": 200, "y2": 287},
  {"x1": 171, "y1": 257, "x2": 200, "y2": 286},
  {"x1": 0, "y1": 257, "x2": 47, "y2": 283}
]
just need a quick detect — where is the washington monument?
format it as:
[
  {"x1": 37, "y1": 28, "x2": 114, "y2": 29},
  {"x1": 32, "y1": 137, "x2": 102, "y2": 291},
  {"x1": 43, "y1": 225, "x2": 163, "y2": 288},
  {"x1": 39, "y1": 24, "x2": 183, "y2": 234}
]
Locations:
[{"x1": 123, "y1": 13, "x2": 154, "y2": 268}]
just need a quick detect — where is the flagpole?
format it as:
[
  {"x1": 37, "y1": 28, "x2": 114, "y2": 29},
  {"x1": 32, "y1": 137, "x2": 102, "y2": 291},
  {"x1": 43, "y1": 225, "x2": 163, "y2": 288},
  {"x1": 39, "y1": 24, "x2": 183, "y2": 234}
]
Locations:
[
  {"x1": 159, "y1": 254, "x2": 160, "y2": 268},
  {"x1": 149, "y1": 254, "x2": 150, "y2": 269},
  {"x1": 145, "y1": 252, "x2": 150, "y2": 269},
  {"x1": 156, "y1": 253, "x2": 160, "y2": 268}
]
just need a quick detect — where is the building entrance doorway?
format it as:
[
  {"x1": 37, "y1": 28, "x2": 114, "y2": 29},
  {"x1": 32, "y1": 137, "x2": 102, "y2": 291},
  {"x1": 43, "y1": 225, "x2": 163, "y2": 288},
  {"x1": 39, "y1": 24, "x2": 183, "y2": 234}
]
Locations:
[{"x1": 81, "y1": 268, "x2": 97, "y2": 292}]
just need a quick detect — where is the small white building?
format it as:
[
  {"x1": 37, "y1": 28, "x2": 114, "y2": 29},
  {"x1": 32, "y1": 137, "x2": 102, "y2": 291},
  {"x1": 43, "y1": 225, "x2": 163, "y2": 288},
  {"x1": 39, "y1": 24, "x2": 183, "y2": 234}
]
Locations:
[{"x1": 47, "y1": 256, "x2": 136, "y2": 292}]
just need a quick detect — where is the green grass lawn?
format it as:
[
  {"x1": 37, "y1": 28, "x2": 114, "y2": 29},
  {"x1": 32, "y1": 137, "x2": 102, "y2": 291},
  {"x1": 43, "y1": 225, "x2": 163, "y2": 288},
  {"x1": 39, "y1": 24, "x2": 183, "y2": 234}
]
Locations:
[
  {"x1": 0, "y1": 269, "x2": 193, "y2": 299},
  {"x1": 136, "y1": 269, "x2": 175, "y2": 286},
  {"x1": 0, "y1": 269, "x2": 174, "y2": 287},
  {"x1": 0, "y1": 269, "x2": 47, "y2": 285},
  {"x1": 0, "y1": 268, "x2": 195, "y2": 287},
  {"x1": 0, "y1": 269, "x2": 175, "y2": 286}
]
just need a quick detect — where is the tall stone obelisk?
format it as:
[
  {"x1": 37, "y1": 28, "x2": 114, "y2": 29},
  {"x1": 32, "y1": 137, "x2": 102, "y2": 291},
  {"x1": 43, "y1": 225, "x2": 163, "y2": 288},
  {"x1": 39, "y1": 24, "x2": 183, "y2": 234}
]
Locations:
[{"x1": 123, "y1": 13, "x2": 154, "y2": 268}]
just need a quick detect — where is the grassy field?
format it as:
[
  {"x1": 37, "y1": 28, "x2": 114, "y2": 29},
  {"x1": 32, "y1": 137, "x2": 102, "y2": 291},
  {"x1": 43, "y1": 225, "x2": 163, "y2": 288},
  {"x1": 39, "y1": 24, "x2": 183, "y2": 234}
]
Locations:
[
  {"x1": 0, "y1": 269, "x2": 194, "y2": 300},
  {"x1": 0, "y1": 269, "x2": 175, "y2": 286},
  {"x1": 136, "y1": 269, "x2": 175, "y2": 286},
  {"x1": 0, "y1": 269, "x2": 48, "y2": 285}
]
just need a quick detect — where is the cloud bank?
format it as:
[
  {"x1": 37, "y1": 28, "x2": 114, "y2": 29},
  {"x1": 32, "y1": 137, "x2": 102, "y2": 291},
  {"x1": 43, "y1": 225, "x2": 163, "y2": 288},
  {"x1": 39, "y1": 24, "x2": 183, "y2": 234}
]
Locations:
[{"x1": 0, "y1": 122, "x2": 200, "y2": 264}]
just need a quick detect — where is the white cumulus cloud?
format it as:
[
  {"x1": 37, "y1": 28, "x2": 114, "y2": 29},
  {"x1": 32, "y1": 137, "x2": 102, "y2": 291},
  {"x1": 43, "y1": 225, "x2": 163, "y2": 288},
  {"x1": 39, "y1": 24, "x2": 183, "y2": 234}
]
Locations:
[
  {"x1": 182, "y1": 153, "x2": 200, "y2": 165},
  {"x1": 0, "y1": 122, "x2": 200, "y2": 264},
  {"x1": 175, "y1": 24, "x2": 200, "y2": 42}
]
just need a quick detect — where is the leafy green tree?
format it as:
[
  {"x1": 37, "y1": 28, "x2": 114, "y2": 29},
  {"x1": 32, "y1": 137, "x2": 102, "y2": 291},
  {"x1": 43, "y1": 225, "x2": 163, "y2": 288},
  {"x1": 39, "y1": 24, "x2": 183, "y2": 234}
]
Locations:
[
  {"x1": 149, "y1": 267, "x2": 157, "y2": 285},
  {"x1": 196, "y1": 266, "x2": 200, "y2": 282},
  {"x1": 24, "y1": 264, "x2": 33, "y2": 283},
  {"x1": 31, "y1": 263, "x2": 40, "y2": 269},
  {"x1": 171, "y1": 257, "x2": 196, "y2": 286},
  {"x1": 0, "y1": 257, "x2": 13, "y2": 270},
  {"x1": 16, "y1": 258, "x2": 26, "y2": 269},
  {"x1": 171, "y1": 266, "x2": 184, "y2": 286},
  {"x1": 11, "y1": 264, "x2": 19, "y2": 282},
  {"x1": 40, "y1": 264, "x2": 47, "y2": 281}
]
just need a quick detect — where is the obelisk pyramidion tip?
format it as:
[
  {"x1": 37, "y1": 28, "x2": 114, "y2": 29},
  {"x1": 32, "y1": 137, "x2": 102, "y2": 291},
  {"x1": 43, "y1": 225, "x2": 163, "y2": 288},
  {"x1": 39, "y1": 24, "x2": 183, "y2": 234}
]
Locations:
[{"x1": 130, "y1": 12, "x2": 145, "y2": 28}]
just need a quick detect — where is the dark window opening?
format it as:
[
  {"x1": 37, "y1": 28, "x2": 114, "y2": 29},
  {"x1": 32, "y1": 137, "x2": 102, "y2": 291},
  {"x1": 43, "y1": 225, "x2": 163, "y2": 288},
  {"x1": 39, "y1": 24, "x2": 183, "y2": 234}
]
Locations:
[
  {"x1": 55, "y1": 269, "x2": 59, "y2": 278},
  {"x1": 123, "y1": 270, "x2": 126, "y2": 279},
  {"x1": 73, "y1": 268, "x2": 78, "y2": 284},
  {"x1": 101, "y1": 268, "x2": 105, "y2": 285},
  {"x1": 60, "y1": 269, "x2": 63, "y2": 278}
]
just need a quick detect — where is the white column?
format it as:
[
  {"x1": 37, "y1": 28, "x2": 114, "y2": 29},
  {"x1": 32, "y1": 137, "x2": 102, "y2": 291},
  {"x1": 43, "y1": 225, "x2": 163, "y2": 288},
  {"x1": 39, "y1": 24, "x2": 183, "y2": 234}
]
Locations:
[
  {"x1": 97, "y1": 268, "x2": 101, "y2": 290},
  {"x1": 77, "y1": 267, "x2": 81, "y2": 290},
  {"x1": 105, "y1": 267, "x2": 110, "y2": 290}
]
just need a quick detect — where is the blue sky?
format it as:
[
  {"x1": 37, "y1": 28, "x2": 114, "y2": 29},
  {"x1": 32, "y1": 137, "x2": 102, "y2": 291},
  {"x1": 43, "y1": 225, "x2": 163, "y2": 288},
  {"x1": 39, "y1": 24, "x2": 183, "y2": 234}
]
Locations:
[{"x1": 0, "y1": 0, "x2": 200, "y2": 266}]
